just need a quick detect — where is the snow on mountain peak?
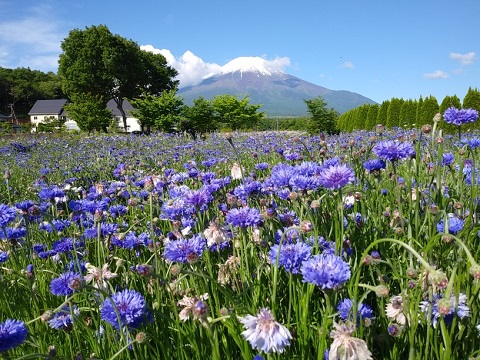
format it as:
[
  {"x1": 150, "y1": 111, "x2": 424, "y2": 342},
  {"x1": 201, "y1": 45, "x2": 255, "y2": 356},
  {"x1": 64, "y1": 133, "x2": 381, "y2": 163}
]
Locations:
[{"x1": 221, "y1": 56, "x2": 288, "y2": 76}]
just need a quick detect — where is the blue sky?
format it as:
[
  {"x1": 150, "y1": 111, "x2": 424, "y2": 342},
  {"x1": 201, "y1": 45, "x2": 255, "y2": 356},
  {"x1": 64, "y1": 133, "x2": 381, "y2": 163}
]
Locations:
[{"x1": 0, "y1": 0, "x2": 478, "y2": 104}]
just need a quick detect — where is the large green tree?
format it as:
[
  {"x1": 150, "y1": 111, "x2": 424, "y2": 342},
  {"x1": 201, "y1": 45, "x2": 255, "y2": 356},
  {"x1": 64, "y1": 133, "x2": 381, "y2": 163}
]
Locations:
[
  {"x1": 58, "y1": 25, "x2": 178, "y2": 132},
  {"x1": 304, "y1": 96, "x2": 337, "y2": 134},
  {"x1": 181, "y1": 97, "x2": 219, "y2": 136},
  {"x1": 131, "y1": 88, "x2": 185, "y2": 133},
  {"x1": 64, "y1": 93, "x2": 112, "y2": 133},
  {"x1": 212, "y1": 94, "x2": 264, "y2": 130},
  {"x1": 0, "y1": 67, "x2": 63, "y2": 117}
]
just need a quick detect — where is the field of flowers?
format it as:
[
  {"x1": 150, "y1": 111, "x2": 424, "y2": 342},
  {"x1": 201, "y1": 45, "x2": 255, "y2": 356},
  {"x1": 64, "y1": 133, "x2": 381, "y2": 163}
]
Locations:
[{"x1": 1, "y1": 110, "x2": 480, "y2": 359}]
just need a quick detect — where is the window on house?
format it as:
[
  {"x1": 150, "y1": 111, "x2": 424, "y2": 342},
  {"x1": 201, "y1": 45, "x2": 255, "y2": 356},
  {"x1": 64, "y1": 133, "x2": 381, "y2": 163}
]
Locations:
[{"x1": 34, "y1": 116, "x2": 37, "y2": 120}]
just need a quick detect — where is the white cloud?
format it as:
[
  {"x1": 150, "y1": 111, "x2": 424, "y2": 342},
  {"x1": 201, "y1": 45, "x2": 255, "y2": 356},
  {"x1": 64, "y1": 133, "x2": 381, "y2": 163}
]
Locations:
[
  {"x1": 141, "y1": 46, "x2": 291, "y2": 88},
  {"x1": 449, "y1": 51, "x2": 476, "y2": 65},
  {"x1": 423, "y1": 70, "x2": 448, "y2": 79},
  {"x1": 341, "y1": 61, "x2": 354, "y2": 69},
  {"x1": 0, "y1": 4, "x2": 65, "y2": 71}
]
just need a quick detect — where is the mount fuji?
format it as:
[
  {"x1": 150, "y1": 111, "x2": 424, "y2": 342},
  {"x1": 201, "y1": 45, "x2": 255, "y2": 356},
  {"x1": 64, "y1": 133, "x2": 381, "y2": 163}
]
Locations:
[{"x1": 178, "y1": 57, "x2": 377, "y2": 117}]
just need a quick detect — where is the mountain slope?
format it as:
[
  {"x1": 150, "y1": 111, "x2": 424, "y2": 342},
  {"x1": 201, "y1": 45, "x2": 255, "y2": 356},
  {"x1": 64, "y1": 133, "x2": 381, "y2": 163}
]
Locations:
[{"x1": 178, "y1": 58, "x2": 376, "y2": 116}]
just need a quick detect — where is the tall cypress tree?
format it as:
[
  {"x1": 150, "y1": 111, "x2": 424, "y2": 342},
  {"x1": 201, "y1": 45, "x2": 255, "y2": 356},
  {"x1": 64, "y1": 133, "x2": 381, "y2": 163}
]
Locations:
[
  {"x1": 418, "y1": 96, "x2": 438, "y2": 127},
  {"x1": 366, "y1": 104, "x2": 379, "y2": 130},
  {"x1": 400, "y1": 99, "x2": 417, "y2": 129},
  {"x1": 386, "y1": 98, "x2": 404, "y2": 128},
  {"x1": 415, "y1": 96, "x2": 424, "y2": 127},
  {"x1": 377, "y1": 100, "x2": 390, "y2": 126}
]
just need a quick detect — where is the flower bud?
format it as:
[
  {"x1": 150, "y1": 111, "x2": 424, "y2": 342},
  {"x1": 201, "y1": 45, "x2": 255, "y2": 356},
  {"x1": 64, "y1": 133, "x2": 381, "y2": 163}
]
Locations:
[
  {"x1": 436, "y1": 297, "x2": 453, "y2": 316},
  {"x1": 374, "y1": 285, "x2": 389, "y2": 298}
]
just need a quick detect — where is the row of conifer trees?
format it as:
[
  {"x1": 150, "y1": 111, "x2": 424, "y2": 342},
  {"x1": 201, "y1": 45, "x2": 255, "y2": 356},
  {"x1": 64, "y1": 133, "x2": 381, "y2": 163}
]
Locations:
[{"x1": 336, "y1": 87, "x2": 480, "y2": 133}]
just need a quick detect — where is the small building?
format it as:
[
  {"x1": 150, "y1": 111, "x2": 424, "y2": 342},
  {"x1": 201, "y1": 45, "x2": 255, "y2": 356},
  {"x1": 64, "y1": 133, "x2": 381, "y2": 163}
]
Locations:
[
  {"x1": 28, "y1": 99, "x2": 140, "y2": 132},
  {"x1": 106, "y1": 99, "x2": 141, "y2": 132}
]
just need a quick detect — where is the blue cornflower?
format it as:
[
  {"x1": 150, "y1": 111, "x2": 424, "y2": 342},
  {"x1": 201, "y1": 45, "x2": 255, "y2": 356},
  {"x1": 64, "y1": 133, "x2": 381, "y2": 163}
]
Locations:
[
  {"x1": 442, "y1": 152, "x2": 455, "y2": 166},
  {"x1": 0, "y1": 319, "x2": 28, "y2": 352},
  {"x1": 52, "y1": 237, "x2": 84, "y2": 253},
  {"x1": 289, "y1": 174, "x2": 321, "y2": 191},
  {"x1": 38, "y1": 186, "x2": 66, "y2": 203},
  {"x1": 161, "y1": 199, "x2": 191, "y2": 220},
  {"x1": 50, "y1": 271, "x2": 84, "y2": 296},
  {"x1": 239, "y1": 308, "x2": 292, "y2": 354},
  {"x1": 462, "y1": 137, "x2": 480, "y2": 149},
  {"x1": 184, "y1": 188, "x2": 213, "y2": 211},
  {"x1": 372, "y1": 140, "x2": 415, "y2": 162},
  {"x1": 15, "y1": 200, "x2": 35, "y2": 214},
  {"x1": 436, "y1": 215, "x2": 464, "y2": 235},
  {"x1": 255, "y1": 162, "x2": 269, "y2": 171},
  {"x1": 83, "y1": 223, "x2": 119, "y2": 239},
  {"x1": 420, "y1": 293, "x2": 469, "y2": 328},
  {"x1": 269, "y1": 163, "x2": 295, "y2": 187},
  {"x1": 100, "y1": 289, "x2": 147, "y2": 330},
  {"x1": 48, "y1": 305, "x2": 80, "y2": 331},
  {"x1": 0, "y1": 204, "x2": 17, "y2": 228},
  {"x1": 318, "y1": 164, "x2": 355, "y2": 190},
  {"x1": 0, "y1": 251, "x2": 8, "y2": 263},
  {"x1": 39, "y1": 219, "x2": 71, "y2": 233},
  {"x1": 301, "y1": 254, "x2": 351, "y2": 289},
  {"x1": 443, "y1": 107, "x2": 478, "y2": 126},
  {"x1": 226, "y1": 207, "x2": 263, "y2": 228},
  {"x1": 164, "y1": 234, "x2": 206, "y2": 264},
  {"x1": 278, "y1": 209, "x2": 299, "y2": 227},
  {"x1": 269, "y1": 242, "x2": 312, "y2": 274},
  {"x1": 111, "y1": 231, "x2": 152, "y2": 251},
  {"x1": 108, "y1": 204, "x2": 128, "y2": 218},
  {"x1": 363, "y1": 159, "x2": 386, "y2": 172},
  {"x1": 337, "y1": 298, "x2": 374, "y2": 324}
]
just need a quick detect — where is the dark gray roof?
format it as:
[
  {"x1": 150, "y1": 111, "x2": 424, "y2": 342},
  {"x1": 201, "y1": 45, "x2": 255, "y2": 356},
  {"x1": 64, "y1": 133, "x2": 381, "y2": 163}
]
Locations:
[
  {"x1": 28, "y1": 98, "x2": 136, "y2": 117},
  {"x1": 107, "y1": 99, "x2": 136, "y2": 116},
  {"x1": 29, "y1": 99, "x2": 68, "y2": 115}
]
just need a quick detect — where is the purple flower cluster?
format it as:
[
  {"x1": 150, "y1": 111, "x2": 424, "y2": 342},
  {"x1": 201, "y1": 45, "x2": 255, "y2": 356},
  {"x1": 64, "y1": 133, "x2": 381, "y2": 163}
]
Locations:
[
  {"x1": 226, "y1": 207, "x2": 262, "y2": 228},
  {"x1": 436, "y1": 216, "x2": 464, "y2": 235},
  {"x1": 420, "y1": 293, "x2": 469, "y2": 327},
  {"x1": 443, "y1": 107, "x2": 478, "y2": 126},
  {"x1": 0, "y1": 204, "x2": 17, "y2": 228},
  {"x1": 268, "y1": 242, "x2": 312, "y2": 274},
  {"x1": 0, "y1": 319, "x2": 28, "y2": 352},
  {"x1": 363, "y1": 159, "x2": 386, "y2": 172},
  {"x1": 337, "y1": 298, "x2": 374, "y2": 324},
  {"x1": 48, "y1": 305, "x2": 80, "y2": 331},
  {"x1": 301, "y1": 253, "x2": 351, "y2": 289},
  {"x1": 164, "y1": 234, "x2": 206, "y2": 263},
  {"x1": 373, "y1": 140, "x2": 415, "y2": 162},
  {"x1": 50, "y1": 271, "x2": 84, "y2": 296},
  {"x1": 100, "y1": 289, "x2": 147, "y2": 330},
  {"x1": 318, "y1": 164, "x2": 355, "y2": 190}
]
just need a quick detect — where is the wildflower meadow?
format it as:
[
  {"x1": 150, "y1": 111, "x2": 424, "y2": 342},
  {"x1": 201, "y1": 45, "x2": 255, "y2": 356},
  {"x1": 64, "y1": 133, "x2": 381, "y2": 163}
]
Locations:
[{"x1": 1, "y1": 109, "x2": 480, "y2": 359}]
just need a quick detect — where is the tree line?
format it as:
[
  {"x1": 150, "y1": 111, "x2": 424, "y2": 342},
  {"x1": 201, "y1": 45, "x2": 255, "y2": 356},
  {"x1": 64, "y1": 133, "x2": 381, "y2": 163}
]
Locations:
[
  {"x1": 0, "y1": 24, "x2": 337, "y2": 135},
  {"x1": 336, "y1": 87, "x2": 480, "y2": 133}
]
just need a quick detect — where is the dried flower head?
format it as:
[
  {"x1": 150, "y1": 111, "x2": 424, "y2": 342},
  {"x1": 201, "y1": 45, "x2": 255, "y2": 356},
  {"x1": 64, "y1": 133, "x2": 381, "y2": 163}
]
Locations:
[{"x1": 328, "y1": 321, "x2": 372, "y2": 360}]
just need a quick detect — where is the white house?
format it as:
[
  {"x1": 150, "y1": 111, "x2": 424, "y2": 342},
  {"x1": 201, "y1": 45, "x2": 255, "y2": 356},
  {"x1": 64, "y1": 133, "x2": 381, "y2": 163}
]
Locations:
[{"x1": 28, "y1": 99, "x2": 141, "y2": 132}]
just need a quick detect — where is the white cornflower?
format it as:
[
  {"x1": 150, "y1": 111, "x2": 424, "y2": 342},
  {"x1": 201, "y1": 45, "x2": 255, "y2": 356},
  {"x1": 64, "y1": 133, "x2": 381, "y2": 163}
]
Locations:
[
  {"x1": 385, "y1": 295, "x2": 408, "y2": 325},
  {"x1": 231, "y1": 162, "x2": 244, "y2": 179},
  {"x1": 84, "y1": 263, "x2": 117, "y2": 290},
  {"x1": 203, "y1": 221, "x2": 228, "y2": 247},
  {"x1": 329, "y1": 321, "x2": 372, "y2": 360},
  {"x1": 238, "y1": 308, "x2": 292, "y2": 354},
  {"x1": 178, "y1": 293, "x2": 209, "y2": 326}
]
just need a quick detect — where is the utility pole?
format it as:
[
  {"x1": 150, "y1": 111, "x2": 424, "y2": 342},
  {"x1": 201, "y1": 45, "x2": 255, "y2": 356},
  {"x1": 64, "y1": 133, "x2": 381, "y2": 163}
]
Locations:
[{"x1": 8, "y1": 104, "x2": 17, "y2": 125}]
